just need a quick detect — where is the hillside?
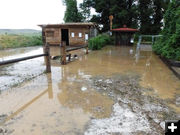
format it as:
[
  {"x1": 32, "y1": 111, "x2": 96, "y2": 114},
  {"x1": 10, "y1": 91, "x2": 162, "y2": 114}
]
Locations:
[{"x1": 0, "y1": 29, "x2": 41, "y2": 35}]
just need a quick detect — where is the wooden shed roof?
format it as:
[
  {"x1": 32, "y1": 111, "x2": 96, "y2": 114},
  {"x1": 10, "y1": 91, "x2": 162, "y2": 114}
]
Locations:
[{"x1": 39, "y1": 22, "x2": 96, "y2": 28}]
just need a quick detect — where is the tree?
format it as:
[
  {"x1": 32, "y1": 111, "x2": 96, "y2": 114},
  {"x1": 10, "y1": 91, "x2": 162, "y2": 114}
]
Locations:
[
  {"x1": 138, "y1": 0, "x2": 154, "y2": 34},
  {"x1": 63, "y1": 0, "x2": 83, "y2": 22},
  {"x1": 153, "y1": 0, "x2": 180, "y2": 60},
  {"x1": 80, "y1": 0, "x2": 138, "y2": 32},
  {"x1": 79, "y1": 0, "x2": 170, "y2": 33},
  {"x1": 151, "y1": 0, "x2": 170, "y2": 34},
  {"x1": 79, "y1": 0, "x2": 92, "y2": 21}
]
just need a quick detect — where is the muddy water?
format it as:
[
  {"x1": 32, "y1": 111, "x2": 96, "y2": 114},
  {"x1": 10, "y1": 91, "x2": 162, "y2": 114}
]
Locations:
[{"x1": 0, "y1": 45, "x2": 179, "y2": 135}]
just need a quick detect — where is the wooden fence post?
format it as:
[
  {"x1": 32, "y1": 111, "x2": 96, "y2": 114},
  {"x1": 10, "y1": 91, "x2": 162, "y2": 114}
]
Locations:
[
  {"x1": 43, "y1": 43, "x2": 51, "y2": 73},
  {"x1": 85, "y1": 41, "x2": 88, "y2": 54},
  {"x1": 68, "y1": 53, "x2": 71, "y2": 61},
  {"x1": 86, "y1": 46, "x2": 88, "y2": 54},
  {"x1": 60, "y1": 41, "x2": 66, "y2": 65}
]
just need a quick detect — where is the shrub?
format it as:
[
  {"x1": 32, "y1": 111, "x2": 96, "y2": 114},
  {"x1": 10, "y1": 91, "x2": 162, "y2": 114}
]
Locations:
[
  {"x1": 88, "y1": 34, "x2": 113, "y2": 50},
  {"x1": 153, "y1": 0, "x2": 180, "y2": 61}
]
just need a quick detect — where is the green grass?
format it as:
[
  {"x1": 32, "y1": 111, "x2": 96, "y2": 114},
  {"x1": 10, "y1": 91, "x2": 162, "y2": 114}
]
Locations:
[{"x1": 0, "y1": 34, "x2": 42, "y2": 49}]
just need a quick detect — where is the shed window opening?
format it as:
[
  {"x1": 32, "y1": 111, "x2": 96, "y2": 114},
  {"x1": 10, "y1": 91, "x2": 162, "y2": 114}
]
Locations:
[
  {"x1": 79, "y1": 33, "x2": 82, "y2": 38},
  {"x1": 85, "y1": 34, "x2": 89, "y2": 40},
  {"x1": 71, "y1": 32, "x2": 75, "y2": 37},
  {"x1": 46, "y1": 31, "x2": 54, "y2": 37}
]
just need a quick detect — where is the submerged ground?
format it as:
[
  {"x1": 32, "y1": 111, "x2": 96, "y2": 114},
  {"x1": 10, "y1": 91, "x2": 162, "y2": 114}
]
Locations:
[{"x1": 0, "y1": 45, "x2": 180, "y2": 135}]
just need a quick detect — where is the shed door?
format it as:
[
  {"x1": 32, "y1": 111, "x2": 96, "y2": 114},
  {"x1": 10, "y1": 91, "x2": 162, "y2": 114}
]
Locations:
[{"x1": 61, "y1": 29, "x2": 69, "y2": 46}]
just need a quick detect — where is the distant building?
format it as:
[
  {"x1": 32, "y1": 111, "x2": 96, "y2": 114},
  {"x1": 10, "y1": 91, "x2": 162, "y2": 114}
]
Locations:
[
  {"x1": 39, "y1": 23, "x2": 97, "y2": 46},
  {"x1": 112, "y1": 25, "x2": 139, "y2": 45}
]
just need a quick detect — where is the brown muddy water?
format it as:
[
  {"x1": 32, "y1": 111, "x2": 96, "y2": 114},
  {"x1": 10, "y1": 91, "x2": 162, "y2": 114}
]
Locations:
[{"x1": 0, "y1": 45, "x2": 180, "y2": 135}]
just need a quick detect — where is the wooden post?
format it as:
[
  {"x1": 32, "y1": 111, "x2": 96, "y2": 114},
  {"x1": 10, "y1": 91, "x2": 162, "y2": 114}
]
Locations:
[
  {"x1": 86, "y1": 46, "x2": 88, "y2": 54},
  {"x1": 68, "y1": 54, "x2": 71, "y2": 61},
  {"x1": 43, "y1": 43, "x2": 51, "y2": 73},
  {"x1": 109, "y1": 15, "x2": 114, "y2": 31},
  {"x1": 85, "y1": 41, "x2": 88, "y2": 54},
  {"x1": 60, "y1": 41, "x2": 66, "y2": 65}
]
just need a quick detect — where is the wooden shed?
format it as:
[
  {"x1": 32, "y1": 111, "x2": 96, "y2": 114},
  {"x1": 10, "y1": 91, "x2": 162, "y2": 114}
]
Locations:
[
  {"x1": 39, "y1": 22, "x2": 97, "y2": 46},
  {"x1": 112, "y1": 25, "x2": 139, "y2": 45}
]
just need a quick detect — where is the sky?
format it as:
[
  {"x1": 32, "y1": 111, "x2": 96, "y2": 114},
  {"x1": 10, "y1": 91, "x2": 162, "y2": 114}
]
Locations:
[{"x1": 0, "y1": 0, "x2": 83, "y2": 30}]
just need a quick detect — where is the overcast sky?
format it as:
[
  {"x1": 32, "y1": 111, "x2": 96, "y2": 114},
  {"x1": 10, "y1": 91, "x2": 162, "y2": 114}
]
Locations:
[{"x1": 0, "y1": 0, "x2": 83, "y2": 30}]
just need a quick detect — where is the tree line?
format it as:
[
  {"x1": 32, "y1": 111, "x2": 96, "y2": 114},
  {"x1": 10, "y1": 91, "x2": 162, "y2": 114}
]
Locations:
[{"x1": 63, "y1": 0, "x2": 170, "y2": 34}]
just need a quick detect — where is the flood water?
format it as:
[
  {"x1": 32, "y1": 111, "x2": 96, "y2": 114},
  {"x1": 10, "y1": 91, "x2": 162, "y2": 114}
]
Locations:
[{"x1": 0, "y1": 45, "x2": 179, "y2": 135}]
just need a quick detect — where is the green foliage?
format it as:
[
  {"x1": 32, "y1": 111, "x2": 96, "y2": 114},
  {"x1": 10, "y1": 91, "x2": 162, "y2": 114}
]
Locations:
[
  {"x1": 64, "y1": 0, "x2": 83, "y2": 22},
  {"x1": 79, "y1": 0, "x2": 91, "y2": 21},
  {"x1": 79, "y1": 0, "x2": 169, "y2": 34},
  {"x1": 139, "y1": 0, "x2": 153, "y2": 34},
  {"x1": 88, "y1": 34, "x2": 113, "y2": 50},
  {"x1": 0, "y1": 34, "x2": 42, "y2": 49},
  {"x1": 153, "y1": 0, "x2": 180, "y2": 61}
]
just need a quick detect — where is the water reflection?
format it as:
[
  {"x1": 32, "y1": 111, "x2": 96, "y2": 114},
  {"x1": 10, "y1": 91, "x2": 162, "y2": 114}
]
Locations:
[
  {"x1": 0, "y1": 73, "x2": 53, "y2": 126},
  {"x1": 47, "y1": 73, "x2": 53, "y2": 99}
]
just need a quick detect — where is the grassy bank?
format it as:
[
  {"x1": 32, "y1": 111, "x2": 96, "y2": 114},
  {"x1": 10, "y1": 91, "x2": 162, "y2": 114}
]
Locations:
[{"x1": 0, "y1": 34, "x2": 42, "y2": 49}]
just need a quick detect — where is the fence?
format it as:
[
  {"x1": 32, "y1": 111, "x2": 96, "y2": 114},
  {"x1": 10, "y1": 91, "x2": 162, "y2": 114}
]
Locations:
[
  {"x1": 137, "y1": 35, "x2": 162, "y2": 49},
  {"x1": 0, "y1": 41, "x2": 89, "y2": 72},
  {"x1": 0, "y1": 43, "x2": 51, "y2": 73}
]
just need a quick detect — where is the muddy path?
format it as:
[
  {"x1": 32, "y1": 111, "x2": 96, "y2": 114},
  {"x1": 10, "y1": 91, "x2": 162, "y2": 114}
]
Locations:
[{"x1": 0, "y1": 46, "x2": 180, "y2": 135}]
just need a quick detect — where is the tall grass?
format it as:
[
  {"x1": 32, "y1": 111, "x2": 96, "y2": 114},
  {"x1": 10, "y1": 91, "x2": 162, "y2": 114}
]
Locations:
[{"x1": 0, "y1": 34, "x2": 42, "y2": 50}]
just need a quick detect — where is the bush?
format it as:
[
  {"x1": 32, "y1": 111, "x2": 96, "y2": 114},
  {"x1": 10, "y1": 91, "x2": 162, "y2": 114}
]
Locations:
[
  {"x1": 153, "y1": 0, "x2": 180, "y2": 61},
  {"x1": 88, "y1": 34, "x2": 113, "y2": 50}
]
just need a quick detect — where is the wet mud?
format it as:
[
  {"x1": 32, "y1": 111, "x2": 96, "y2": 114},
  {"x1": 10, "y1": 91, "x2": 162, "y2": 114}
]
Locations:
[{"x1": 85, "y1": 74, "x2": 178, "y2": 135}]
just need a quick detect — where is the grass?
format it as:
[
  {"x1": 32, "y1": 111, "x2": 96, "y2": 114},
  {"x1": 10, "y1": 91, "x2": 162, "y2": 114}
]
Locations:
[{"x1": 0, "y1": 34, "x2": 42, "y2": 50}]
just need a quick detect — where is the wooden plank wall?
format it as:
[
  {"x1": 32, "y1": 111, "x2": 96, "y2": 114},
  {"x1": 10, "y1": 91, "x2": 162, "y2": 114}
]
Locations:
[
  {"x1": 69, "y1": 28, "x2": 89, "y2": 46},
  {"x1": 45, "y1": 28, "x2": 61, "y2": 45},
  {"x1": 44, "y1": 27, "x2": 90, "y2": 46}
]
